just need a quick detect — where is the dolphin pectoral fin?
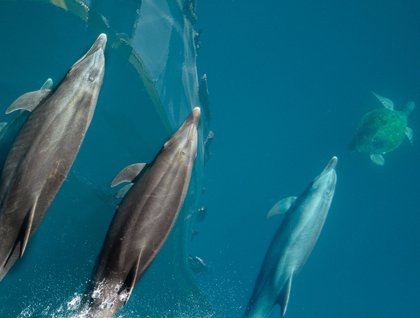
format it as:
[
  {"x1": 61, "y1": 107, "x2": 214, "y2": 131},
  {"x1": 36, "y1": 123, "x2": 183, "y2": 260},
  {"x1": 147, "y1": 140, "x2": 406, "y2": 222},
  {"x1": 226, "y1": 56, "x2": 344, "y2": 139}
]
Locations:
[
  {"x1": 0, "y1": 122, "x2": 7, "y2": 132},
  {"x1": 267, "y1": 196, "x2": 297, "y2": 219},
  {"x1": 111, "y1": 163, "x2": 146, "y2": 187},
  {"x1": 119, "y1": 250, "x2": 143, "y2": 304},
  {"x1": 40, "y1": 78, "x2": 53, "y2": 90},
  {"x1": 6, "y1": 89, "x2": 52, "y2": 114},
  {"x1": 372, "y1": 92, "x2": 394, "y2": 110},
  {"x1": 115, "y1": 183, "x2": 133, "y2": 199},
  {"x1": 370, "y1": 153, "x2": 385, "y2": 166},
  {"x1": 405, "y1": 127, "x2": 413, "y2": 143},
  {"x1": 277, "y1": 272, "x2": 293, "y2": 317}
]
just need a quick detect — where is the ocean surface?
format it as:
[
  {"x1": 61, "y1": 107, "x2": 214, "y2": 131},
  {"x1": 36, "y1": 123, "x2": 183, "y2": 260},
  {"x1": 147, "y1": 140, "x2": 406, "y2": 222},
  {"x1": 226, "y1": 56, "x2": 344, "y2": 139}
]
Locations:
[{"x1": 0, "y1": 1, "x2": 419, "y2": 317}]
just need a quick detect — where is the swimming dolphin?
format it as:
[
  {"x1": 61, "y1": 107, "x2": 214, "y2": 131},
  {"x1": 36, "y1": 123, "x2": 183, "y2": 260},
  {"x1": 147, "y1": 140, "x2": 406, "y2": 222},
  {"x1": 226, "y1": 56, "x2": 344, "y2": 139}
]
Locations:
[
  {"x1": 82, "y1": 107, "x2": 200, "y2": 318},
  {"x1": 244, "y1": 156, "x2": 338, "y2": 318},
  {"x1": 0, "y1": 33, "x2": 107, "y2": 281}
]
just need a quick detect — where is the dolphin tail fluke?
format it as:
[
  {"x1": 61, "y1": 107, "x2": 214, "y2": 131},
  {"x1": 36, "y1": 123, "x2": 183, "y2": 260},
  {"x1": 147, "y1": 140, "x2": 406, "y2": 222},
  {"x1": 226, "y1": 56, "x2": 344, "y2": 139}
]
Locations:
[{"x1": 277, "y1": 272, "x2": 294, "y2": 317}]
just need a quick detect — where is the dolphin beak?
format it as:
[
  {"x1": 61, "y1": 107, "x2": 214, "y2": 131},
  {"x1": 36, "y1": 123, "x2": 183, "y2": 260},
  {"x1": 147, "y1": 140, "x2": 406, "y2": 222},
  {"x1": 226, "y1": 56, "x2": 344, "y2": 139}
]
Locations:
[
  {"x1": 87, "y1": 33, "x2": 107, "y2": 56},
  {"x1": 190, "y1": 106, "x2": 201, "y2": 126},
  {"x1": 163, "y1": 107, "x2": 200, "y2": 150},
  {"x1": 73, "y1": 34, "x2": 107, "y2": 66},
  {"x1": 323, "y1": 156, "x2": 338, "y2": 173}
]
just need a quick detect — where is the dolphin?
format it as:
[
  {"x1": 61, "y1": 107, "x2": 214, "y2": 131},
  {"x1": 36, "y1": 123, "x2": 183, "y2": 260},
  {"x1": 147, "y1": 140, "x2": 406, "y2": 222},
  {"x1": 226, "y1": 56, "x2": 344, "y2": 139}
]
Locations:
[
  {"x1": 81, "y1": 107, "x2": 200, "y2": 318},
  {"x1": 244, "y1": 156, "x2": 338, "y2": 318},
  {"x1": 0, "y1": 33, "x2": 107, "y2": 281}
]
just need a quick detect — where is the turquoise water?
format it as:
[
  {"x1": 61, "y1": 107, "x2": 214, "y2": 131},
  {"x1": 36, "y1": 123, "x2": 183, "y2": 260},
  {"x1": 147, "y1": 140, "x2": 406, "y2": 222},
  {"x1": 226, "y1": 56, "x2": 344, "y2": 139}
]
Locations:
[{"x1": 0, "y1": 1, "x2": 419, "y2": 317}]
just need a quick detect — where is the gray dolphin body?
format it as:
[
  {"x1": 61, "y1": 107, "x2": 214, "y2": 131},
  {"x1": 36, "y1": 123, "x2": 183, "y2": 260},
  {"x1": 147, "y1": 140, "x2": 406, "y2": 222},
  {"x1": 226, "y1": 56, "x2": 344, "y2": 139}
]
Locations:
[
  {"x1": 0, "y1": 34, "x2": 106, "y2": 281},
  {"x1": 244, "y1": 156, "x2": 338, "y2": 318},
  {"x1": 0, "y1": 79, "x2": 53, "y2": 170},
  {"x1": 82, "y1": 107, "x2": 200, "y2": 318}
]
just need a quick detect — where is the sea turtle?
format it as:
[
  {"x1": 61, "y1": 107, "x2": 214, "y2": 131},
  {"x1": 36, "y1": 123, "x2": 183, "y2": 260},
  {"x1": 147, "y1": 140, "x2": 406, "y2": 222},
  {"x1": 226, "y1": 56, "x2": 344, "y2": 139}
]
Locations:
[{"x1": 351, "y1": 92, "x2": 415, "y2": 165}]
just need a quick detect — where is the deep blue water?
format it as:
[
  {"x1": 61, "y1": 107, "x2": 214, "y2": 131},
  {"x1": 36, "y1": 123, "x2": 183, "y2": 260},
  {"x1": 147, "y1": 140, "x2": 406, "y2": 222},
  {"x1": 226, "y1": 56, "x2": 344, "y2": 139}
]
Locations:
[
  {"x1": 196, "y1": 1, "x2": 420, "y2": 317},
  {"x1": 0, "y1": 1, "x2": 419, "y2": 317}
]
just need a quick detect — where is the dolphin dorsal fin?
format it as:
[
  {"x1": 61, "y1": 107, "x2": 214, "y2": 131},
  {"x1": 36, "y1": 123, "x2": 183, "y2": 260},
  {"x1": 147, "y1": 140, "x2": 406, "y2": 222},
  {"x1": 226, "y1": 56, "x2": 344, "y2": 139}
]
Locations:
[
  {"x1": 277, "y1": 271, "x2": 294, "y2": 317},
  {"x1": 372, "y1": 92, "x2": 394, "y2": 110},
  {"x1": 6, "y1": 89, "x2": 52, "y2": 114},
  {"x1": 111, "y1": 163, "x2": 146, "y2": 187},
  {"x1": 267, "y1": 196, "x2": 297, "y2": 219},
  {"x1": 119, "y1": 249, "x2": 143, "y2": 304}
]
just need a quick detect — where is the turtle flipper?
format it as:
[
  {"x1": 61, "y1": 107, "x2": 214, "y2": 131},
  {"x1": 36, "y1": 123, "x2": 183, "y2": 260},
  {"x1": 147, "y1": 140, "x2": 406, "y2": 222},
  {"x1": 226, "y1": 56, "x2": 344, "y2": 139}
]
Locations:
[
  {"x1": 405, "y1": 127, "x2": 413, "y2": 143},
  {"x1": 372, "y1": 92, "x2": 394, "y2": 110},
  {"x1": 370, "y1": 153, "x2": 385, "y2": 166},
  {"x1": 404, "y1": 101, "x2": 415, "y2": 114}
]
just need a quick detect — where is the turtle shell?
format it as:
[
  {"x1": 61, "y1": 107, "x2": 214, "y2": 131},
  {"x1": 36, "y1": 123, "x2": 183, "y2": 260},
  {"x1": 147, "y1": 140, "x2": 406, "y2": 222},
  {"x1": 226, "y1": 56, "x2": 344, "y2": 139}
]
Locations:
[{"x1": 351, "y1": 108, "x2": 407, "y2": 154}]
